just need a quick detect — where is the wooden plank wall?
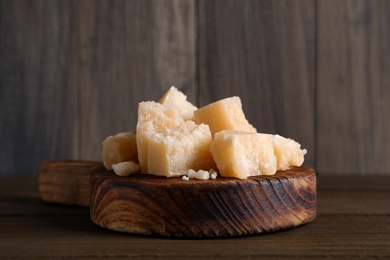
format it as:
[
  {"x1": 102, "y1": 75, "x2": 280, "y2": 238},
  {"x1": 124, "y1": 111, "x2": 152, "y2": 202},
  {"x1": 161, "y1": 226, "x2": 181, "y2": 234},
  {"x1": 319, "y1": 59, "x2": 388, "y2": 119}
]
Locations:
[
  {"x1": 1, "y1": 0, "x2": 389, "y2": 176},
  {"x1": 77, "y1": 0, "x2": 196, "y2": 160},
  {"x1": 198, "y1": 0, "x2": 315, "y2": 168},
  {"x1": 317, "y1": 0, "x2": 390, "y2": 174},
  {"x1": 0, "y1": 0, "x2": 78, "y2": 176}
]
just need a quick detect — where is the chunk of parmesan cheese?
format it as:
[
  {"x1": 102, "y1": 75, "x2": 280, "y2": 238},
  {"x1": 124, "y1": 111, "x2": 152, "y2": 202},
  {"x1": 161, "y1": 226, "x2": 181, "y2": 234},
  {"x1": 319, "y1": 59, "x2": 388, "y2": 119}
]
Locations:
[
  {"x1": 147, "y1": 121, "x2": 216, "y2": 177},
  {"x1": 136, "y1": 101, "x2": 184, "y2": 173},
  {"x1": 271, "y1": 134, "x2": 307, "y2": 171},
  {"x1": 102, "y1": 131, "x2": 138, "y2": 170},
  {"x1": 210, "y1": 130, "x2": 277, "y2": 179},
  {"x1": 194, "y1": 96, "x2": 257, "y2": 136},
  {"x1": 159, "y1": 86, "x2": 197, "y2": 121}
]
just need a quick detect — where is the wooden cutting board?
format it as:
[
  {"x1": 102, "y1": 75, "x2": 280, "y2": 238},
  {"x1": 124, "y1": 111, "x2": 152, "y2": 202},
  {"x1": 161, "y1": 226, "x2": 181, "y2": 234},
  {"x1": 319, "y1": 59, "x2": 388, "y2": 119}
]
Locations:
[
  {"x1": 39, "y1": 161, "x2": 317, "y2": 238},
  {"x1": 39, "y1": 160, "x2": 105, "y2": 207}
]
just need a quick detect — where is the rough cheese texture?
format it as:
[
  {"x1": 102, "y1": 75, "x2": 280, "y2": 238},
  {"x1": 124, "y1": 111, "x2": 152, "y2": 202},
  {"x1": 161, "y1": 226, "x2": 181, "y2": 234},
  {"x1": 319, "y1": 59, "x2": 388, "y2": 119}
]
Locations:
[
  {"x1": 271, "y1": 134, "x2": 307, "y2": 171},
  {"x1": 159, "y1": 86, "x2": 197, "y2": 121},
  {"x1": 147, "y1": 121, "x2": 216, "y2": 177},
  {"x1": 186, "y1": 169, "x2": 210, "y2": 180},
  {"x1": 112, "y1": 161, "x2": 140, "y2": 176},
  {"x1": 136, "y1": 101, "x2": 184, "y2": 173},
  {"x1": 210, "y1": 130, "x2": 277, "y2": 179},
  {"x1": 102, "y1": 131, "x2": 138, "y2": 170},
  {"x1": 194, "y1": 96, "x2": 257, "y2": 136}
]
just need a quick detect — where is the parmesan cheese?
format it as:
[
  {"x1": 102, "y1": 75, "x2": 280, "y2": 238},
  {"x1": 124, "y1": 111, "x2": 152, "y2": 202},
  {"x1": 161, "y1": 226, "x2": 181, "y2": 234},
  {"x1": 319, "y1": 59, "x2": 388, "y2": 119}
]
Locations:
[
  {"x1": 187, "y1": 169, "x2": 210, "y2": 180},
  {"x1": 103, "y1": 89, "x2": 307, "y2": 180},
  {"x1": 147, "y1": 121, "x2": 216, "y2": 177},
  {"x1": 136, "y1": 101, "x2": 184, "y2": 173},
  {"x1": 112, "y1": 161, "x2": 140, "y2": 176},
  {"x1": 210, "y1": 130, "x2": 277, "y2": 179},
  {"x1": 102, "y1": 131, "x2": 138, "y2": 170},
  {"x1": 159, "y1": 86, "x2": 197, "y2": 121},
  {"x1": 182, "y1": 169, "x2": 217, "y2": 180},
  {"x1": 271, "y1": 134, "x2": 307, "y2": 171},
  {"x1": 194, "y1": 96, "x2": 257, "y2": 136}
]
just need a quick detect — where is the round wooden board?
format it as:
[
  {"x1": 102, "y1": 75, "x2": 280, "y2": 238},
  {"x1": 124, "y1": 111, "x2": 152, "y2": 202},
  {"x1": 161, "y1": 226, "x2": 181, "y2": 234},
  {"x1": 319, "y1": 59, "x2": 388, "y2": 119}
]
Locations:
[{"x1": 90, "y1": 167, "x2": 316, "y2": 238}]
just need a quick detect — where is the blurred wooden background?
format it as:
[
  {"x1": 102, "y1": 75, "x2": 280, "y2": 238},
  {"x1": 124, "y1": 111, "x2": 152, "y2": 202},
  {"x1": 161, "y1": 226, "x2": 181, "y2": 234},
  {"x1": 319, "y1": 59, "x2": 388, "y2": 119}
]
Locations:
[{"x1": 1, "y1": 0, "x2": 389, "y2": 176}]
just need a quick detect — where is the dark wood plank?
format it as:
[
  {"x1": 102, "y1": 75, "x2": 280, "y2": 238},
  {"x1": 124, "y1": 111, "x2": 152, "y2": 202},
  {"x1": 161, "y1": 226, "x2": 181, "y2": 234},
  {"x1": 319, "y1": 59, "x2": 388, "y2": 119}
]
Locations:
[
  {"x1": 0, "y1": 0, "x2": 77, "y2": 176},
  {"x1": 1, "y1": 177, "x2": 390, "y2": 258},
  {"x1": 198, "y1": 0, "x2": 315, "y2": 168},
  {"x1": 0, "y1": 177, "x2": 90, "y2": 216},
  {"x1": 317, "y1": 0, "x2": 390, "y2": 175},
  {"x1": 318, "y1": 190, "x2": 390, "y2": 215},
  {"x1": 0, "y1": 214, "x2": 389, "y2": 259},
  {"x1": 317, "y1": 175, "x2": 390, "y2": 190},
  {"x1": 77, "y1": 0, "x2": 197, "y2": 161}
]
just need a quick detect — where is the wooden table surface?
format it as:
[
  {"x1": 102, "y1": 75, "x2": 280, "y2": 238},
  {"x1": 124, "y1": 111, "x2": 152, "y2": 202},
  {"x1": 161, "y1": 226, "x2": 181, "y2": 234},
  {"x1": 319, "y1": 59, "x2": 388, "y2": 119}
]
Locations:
[{"x1": 1, "y1": 175, "x2": 390, "y2": 259}]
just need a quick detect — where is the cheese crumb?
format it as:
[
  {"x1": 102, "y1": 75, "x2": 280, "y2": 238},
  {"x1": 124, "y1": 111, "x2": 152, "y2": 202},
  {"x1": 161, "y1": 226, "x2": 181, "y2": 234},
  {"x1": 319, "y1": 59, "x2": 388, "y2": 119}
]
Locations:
[
  {"x1": 112, "y1": 161, "x2": 140, "y2": 176},
  {"x1": 184, "y1": 169, "x2": 217, "y2": 180},
  {"x1": 210, "y1": 169, "x2": 218, "y2": 179},
  {"x1": 188, "y1": 169, "x2": 209, "y2": 180}
]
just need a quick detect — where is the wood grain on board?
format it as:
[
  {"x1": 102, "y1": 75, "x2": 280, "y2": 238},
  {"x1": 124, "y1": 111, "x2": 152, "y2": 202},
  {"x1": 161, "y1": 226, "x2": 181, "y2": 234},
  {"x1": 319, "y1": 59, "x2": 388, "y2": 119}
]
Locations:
[
  {"x1": 90, "y1": 166, "x2": 316, "y2": 238},
  {"x1": 317, "y1": 0, "x2": 390, "y2": 174},
  {"x1": 39, "y1": 160, "x2": 104, "y2": 207},
  {"x1": 37, "y1": 161, "x2": 316, "y2": 237}
]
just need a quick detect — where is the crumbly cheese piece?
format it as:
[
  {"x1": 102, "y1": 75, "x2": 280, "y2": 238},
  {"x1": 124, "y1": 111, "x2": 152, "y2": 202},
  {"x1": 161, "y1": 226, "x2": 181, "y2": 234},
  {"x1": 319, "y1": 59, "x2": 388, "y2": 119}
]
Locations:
[
  {"x1": 210, "y1": 130, "x2": 277, "y2": 179},
  {"x1": 187, "y1": 169, "x2": 210, "y2": 180},
  {"x1": 271, "y1": 134, "x2": 307, "y2": 171},
  {"x1": 194, "y1": 96, "x2": 257, "y2": 136},
  {"x1": 147, "y1": 121, "x2": 216, "y2": 177},
  {"x1": 102, "y1": 131, "x2": 138, "y2": 170},
  {"x1": 112, "y1": 161, "x2": 140, "y2": 176},
  {"x1": 159, "y1": 86, "x2": 198, "y2": 121},
  {"x1": 136, "y1": 101, "x2": 184, "y2": 173},
  {"x1": 182, "y1": 169, "x2": 218, "y2": 180},
  {"x1": 209, "y1": 169, "x2": 218, "y2": 179}
]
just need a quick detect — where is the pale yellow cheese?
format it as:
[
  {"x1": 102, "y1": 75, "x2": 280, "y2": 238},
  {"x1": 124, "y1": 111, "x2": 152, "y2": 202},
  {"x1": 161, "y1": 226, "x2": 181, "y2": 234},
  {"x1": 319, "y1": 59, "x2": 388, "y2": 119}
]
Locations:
[
  {"x1": 210, "y1": 130, "x2": 277, "y2": 179},
  {"x1": 271, "y1": 134, "x2": 307, "y2": 171},
  {"x1": 102, "y1": 131, "x2": 138, "y2": 170},
  {"x1": 186, "y1": 169, "x2": 210, "y2": 180},
  {"x1": 182, "y1": 168, "x2": 218, "y2": 180},
  {"x1": 136, "y1": 101, "x2": 184, "y2": 173},
  {"x1": 194, "y1": 96, "x2": 257, "y2": 136},
  {"x1": 147, "y1": 121, "x2": 216, "y2": 177},
  {"x1": 112, "y1": 161, "x2": 140, "y2": 176},
  {"x1": 104, "y1": 89, "x2": 307, "y2": 180},
  {"x1": 159, "y1": 86, "x2": 198, "y2": 121}
]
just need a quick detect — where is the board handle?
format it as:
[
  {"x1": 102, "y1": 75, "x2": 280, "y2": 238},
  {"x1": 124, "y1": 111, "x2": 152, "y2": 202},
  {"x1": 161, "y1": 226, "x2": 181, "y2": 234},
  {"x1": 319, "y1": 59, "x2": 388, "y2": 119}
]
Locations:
[{"x1": 39, "y1": 160, "x2": 106, "y2": 207}]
